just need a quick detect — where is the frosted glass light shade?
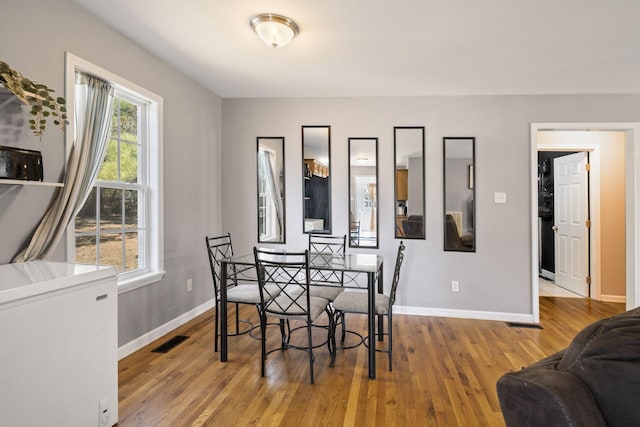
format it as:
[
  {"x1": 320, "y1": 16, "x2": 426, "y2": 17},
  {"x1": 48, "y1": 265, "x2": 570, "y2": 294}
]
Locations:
[{"x1": 250, "y1": 14, "x2": 299, "y2": 48}]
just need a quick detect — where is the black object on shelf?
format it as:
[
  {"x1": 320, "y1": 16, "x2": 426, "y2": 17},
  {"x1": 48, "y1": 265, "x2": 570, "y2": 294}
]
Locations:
[{"x1": 0, "y1": 145, "x2": 43, "y2": 181}]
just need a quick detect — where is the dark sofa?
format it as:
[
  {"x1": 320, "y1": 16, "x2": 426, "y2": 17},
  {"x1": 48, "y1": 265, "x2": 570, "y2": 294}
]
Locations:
[{"x1": 497, "y1": 307, "x2": 640, "y2": 427}]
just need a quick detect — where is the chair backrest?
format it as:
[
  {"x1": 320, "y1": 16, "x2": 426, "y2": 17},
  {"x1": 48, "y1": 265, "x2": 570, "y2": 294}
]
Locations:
[
  {"x1": 349, "y1": 221, "x2": 360, "y2": 245},
  {"x1": 205, "y1": 233, "x2": 234, "y2": 295},
  {"x1": 388, "y1": 241, "x2": 406, "y2": 307},
  {"x1": 309, "y1": 234, "x2": 346, "y2": 255},
  {"x1": 445, "y1": 214, "x2": 464, "y2": 250},
  {"x1": 308, "y1": 234, "x2": 346, "y2": 285},
  {"x1": 253, "y1": 248, "x2": 311, "y2": 318}
]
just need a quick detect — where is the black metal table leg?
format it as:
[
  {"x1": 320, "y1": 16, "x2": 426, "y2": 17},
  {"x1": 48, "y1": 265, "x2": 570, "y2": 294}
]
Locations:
[
  {"x1": 220, "y1": 260, "x2": 228, "y2": 362},
  {"x1": 368, "y1": 270, "x2": 376, "y2": 379}
]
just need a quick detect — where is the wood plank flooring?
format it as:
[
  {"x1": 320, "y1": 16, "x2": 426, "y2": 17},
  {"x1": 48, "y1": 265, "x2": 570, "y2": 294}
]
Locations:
[{"x1": 117, "y1": 297, "x2": 625, "y2": 426}]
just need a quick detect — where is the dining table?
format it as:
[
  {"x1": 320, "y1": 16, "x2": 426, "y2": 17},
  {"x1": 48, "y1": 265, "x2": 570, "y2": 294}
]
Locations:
[{"x1": 219, "y1": 251, "x2": 384, "y2": 379}]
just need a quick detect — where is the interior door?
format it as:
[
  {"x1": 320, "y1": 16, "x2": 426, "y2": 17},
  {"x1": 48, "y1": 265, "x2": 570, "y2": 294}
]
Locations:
[{"x1": 553, "y1": 152, "x2": 589, "y2": 296}]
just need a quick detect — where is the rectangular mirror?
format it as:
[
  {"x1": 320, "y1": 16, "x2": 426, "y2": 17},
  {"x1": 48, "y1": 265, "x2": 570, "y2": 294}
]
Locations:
[
  {"x1": 443, "y1": 137, "x2": 475, "y2": 252},
  {"x1": 257, "y1": 137, "x2": 285, "y2": 243},
  {"x1": 394, "y1": 127, "x2": 425, "y2": 239},
  {"x1": 302, "y1": 126, "x2": 331, "y2": 234},
  {"x1": 348, "y1": 138, "x2": 378, "y2": 248}
]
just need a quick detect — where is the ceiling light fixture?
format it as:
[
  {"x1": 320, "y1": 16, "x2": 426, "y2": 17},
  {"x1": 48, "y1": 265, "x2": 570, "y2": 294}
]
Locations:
[{"x1": 250, "y1": 13, "x2": 299, "y2": 48}]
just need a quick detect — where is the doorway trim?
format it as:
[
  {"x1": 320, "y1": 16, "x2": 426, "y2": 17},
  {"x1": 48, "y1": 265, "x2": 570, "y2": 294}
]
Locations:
[{"x1": 530, "y1": 122, "x2": 640, "y2": 323}]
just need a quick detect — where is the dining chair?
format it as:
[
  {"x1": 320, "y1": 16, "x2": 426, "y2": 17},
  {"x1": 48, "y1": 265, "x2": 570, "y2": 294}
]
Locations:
[
  {"x1": 205, "y1": 233, "x2": 262, "y2": 352},
  {"x1": 253, "y1": 247, "x2": 335, "y2": 384},
  {"x1": 331, "y1": 241, "x2": 406, "y2": 371},
  {"x1": 308, "y1": 234, "x2": 347, "y2": 301}
]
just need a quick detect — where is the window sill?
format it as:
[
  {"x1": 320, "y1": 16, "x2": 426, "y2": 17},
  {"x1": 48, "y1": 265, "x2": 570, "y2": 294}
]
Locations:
[{"x1": 117, "y1": 270, "x2": 166, "y2": 295}]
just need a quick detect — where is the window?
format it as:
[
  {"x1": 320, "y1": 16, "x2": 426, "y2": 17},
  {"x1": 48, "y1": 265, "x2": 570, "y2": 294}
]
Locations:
[{"x1": 66, "y1": 54, "x2": 163, "y2": 290}]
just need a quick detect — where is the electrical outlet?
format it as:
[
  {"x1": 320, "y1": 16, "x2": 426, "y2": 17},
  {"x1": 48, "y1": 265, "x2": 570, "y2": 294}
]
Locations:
[
  {"x1": 99, "y1": 396, "x2": 110, "y2": 427},
  {"x1": 451, "y1": 280, "x2": 459, "y2": 292},
  {"x1": 187, "y1": 278, "x2": 193, "y2": 292}
]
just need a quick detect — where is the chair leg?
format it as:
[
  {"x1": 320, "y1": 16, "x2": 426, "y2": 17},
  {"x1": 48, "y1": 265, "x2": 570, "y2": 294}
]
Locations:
[
  {"x1": 214, "y1": 303, "x2": 219, "y2": 353},
  {"x1": 340, "y1": 313, "x2": 347, "y2": 344},
  {"x1": 388, "y1": 312, "x2": 393, "y2": 371},
  {"x1": 234, "y1": 302, "x2": 240, "y2": 334},
  {"x1": 260, "y1": 313, "x2": 267, "y2": 378},
  {"x1": 279, "y1": 319, "x2": 287, "y2": 348},
  {"x1": 328, "y1": 309, "x2": 336, "y2": 368},
  {"x1": 307, "y1": 321, "x2": 315, "y2": 384}
]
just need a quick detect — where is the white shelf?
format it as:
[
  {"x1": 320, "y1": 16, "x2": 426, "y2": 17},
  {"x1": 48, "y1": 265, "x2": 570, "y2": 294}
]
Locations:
[{"x1": 0, "y1": 179, "x2": 63, "y2": 187}]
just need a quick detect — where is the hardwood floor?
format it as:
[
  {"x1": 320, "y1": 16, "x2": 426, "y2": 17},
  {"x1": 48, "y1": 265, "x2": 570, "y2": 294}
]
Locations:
[{"x1": 118, "y1": 297, "x2": 625, "y2": 426}]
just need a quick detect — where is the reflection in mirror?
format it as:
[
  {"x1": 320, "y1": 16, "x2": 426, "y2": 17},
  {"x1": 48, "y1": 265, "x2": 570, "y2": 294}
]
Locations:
[
  {"x1": 302, "y1": 126, "x2": 331, "y2": 234},
  {"x1": 443, "y1": 137, "x2": 475, "y2": 251},
  {"x1": 394, "y1": 127, "x2": 425, "y2": 239},
  {"x1": 257, "y1": 137, "x2": 285, "y2": 243},
  {"x1": 348, "y1": 138, "x2": 378, "y2": 248}
]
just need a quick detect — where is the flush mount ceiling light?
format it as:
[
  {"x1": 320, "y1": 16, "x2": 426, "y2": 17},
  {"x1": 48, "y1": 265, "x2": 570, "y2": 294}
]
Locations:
[{"x1": 250, "y1": 13, "x2": 299, "y2": 48}]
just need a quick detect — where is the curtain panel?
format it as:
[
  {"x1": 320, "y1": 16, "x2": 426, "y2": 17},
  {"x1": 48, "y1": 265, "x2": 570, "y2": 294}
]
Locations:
[{"x1": 13, "y1": 71, "x2": 115, "y2": 262}]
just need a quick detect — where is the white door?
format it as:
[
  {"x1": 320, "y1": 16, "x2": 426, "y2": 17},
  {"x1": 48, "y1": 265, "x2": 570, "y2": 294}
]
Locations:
[{"x1": 554, "y1": 152, "x2": 589, "y2": 296}]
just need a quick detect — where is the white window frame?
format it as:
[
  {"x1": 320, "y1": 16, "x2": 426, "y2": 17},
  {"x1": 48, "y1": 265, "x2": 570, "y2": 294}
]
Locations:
[{"x1": 65, "y1": 53, "x2": 164, "y2": 293}]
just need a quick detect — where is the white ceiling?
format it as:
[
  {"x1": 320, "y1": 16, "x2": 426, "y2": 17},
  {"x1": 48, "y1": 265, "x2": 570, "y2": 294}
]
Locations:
[{"x1": 72, "y1": 0, "x2": 640, "y2": 99}]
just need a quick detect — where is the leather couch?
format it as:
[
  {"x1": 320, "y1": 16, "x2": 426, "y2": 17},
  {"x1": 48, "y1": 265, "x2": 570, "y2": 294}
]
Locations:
[{"x1": 497, "y1": 307, "x2": 640, "y2": 427}]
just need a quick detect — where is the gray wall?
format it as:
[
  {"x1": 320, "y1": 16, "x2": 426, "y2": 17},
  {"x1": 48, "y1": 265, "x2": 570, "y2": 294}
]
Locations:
[
  {"x1": 222, "y1": 95, "x2": 640, "y2": 317},
  {"x1": 0, "y1": 0, "x2": 222, "y2": 346}
]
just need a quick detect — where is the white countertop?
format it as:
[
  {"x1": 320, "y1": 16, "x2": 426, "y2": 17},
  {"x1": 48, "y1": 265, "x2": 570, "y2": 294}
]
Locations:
[{"x1": 0, "y1": 261, "x2": 117, "y2": 304}]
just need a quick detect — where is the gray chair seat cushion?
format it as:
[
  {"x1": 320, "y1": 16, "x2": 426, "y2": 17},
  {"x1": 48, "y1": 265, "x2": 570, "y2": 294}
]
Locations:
[
  {"x1": 332, "y1": 291, "x2": 389, "y2": 315},
  {"x1": 226, "y1": 284, "x2": 278, "y2": 304},
  {"x1": 266, "y1": 294, "x2": 329, "y2": 321},
  {"x1": 309, "y1": 285, "x2": 344, "y2": 301}
]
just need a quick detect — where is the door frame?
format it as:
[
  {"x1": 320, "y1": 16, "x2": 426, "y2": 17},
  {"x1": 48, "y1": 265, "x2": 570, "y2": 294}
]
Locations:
[{"x1": 530, "y1": 122, "x2": 640, "y2": 323}]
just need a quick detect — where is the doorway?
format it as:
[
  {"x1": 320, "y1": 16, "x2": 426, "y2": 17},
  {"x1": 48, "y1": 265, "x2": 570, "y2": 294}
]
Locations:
[
  {"x1": 530, "y1": 123, "x2": 640, "y2": 323},
  {"x1": 538, "y1": 150, "x2": 589, "y2": 297}
]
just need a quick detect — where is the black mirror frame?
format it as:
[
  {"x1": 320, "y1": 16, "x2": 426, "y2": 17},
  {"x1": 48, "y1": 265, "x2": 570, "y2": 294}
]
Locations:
[
  {"x1": 348, "y1": 137, "x2": 379, "y2": 249},
  {"x1": 302, "y1": 125, "x2": 332, "y2": 235},
  {"x1": 256, "y1": 136, "x2": 286, "y2": 244},
  {"x1": 394, "y1": 126, "x2": 426, "y2": 240},
  {"x1": 443, "y1": 136, "x2": 476, "y2": 252}
]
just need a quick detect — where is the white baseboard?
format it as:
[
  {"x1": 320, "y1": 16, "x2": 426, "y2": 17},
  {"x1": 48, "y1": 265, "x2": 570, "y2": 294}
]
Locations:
[
  {"x1": 393, "y1": 305, "x2": 536, "y2": 324},
  {"x1": 600, "y1": 294, "x2": 626, "y2": 304},
  {"x1": 118, "y1": 298, "x2": 216, "y2": 360}
]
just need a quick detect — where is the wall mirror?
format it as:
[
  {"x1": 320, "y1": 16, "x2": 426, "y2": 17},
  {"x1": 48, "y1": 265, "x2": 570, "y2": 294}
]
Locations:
[
  {"x1": 443, "y1": 137, "x2": 475, "y2": 252},
  {"x1": 348, "y1": 138, "x2": 378, "y2": 248},
  {"x1": 302, "y1": 126, "x2": 331, "y2": 234},
  {"x1": 394, "y1": 127, "x2": 425, "y2": 239},
  {"x1": 257, "y1": 137, "x2": 285, "y2": 243}
]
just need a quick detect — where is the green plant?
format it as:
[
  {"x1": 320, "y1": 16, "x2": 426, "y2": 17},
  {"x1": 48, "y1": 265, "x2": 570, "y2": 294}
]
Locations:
[{"x1": 0, "y1": 60, "x2": 68, "y2": 140}]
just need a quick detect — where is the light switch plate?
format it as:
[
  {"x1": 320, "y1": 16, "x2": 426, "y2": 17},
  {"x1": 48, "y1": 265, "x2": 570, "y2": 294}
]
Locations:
[{"x1": 494, "y1": 192, "x2": 507, "y2": 204}]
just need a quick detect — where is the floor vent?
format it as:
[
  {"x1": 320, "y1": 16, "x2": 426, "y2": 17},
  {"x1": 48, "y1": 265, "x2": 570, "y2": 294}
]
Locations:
[
  {"x1": 506, "y1": 322, "x2": 543, "y2": 329},
  {"x1": 151, "y1": 335, "x2": 189, "y2": 353}
]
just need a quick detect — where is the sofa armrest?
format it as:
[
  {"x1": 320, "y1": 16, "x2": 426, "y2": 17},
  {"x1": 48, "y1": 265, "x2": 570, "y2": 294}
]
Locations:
[{"x1": 497, "y1": 367, "x2": 607, "y2": 427}]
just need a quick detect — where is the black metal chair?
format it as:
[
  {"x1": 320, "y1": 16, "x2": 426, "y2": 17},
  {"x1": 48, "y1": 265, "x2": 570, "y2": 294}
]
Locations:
[
  {"x1": 254, "y1": 247, "x2": 335, "y2": 384},
  {"x1": 205, "y1": 233, "x2": 262, "y2": 352},
  {"x1": 331, "y1": 241, "x2": 406, "y2": 371},
  {"x1": 308, "y1": 234, "x2": 347, "y2": 301}
]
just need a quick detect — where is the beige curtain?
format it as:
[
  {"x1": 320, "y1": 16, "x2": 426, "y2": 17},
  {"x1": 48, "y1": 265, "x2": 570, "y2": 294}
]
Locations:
[{"x1": 13, "y1": 72, "x2": 114, "y2": 262}]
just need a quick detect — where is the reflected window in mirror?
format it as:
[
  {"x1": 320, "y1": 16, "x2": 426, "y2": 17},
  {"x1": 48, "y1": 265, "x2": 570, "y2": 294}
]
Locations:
[
  {"x1": 394, "y1": 127, "x2": 425, "y2": 239},
  {"x1": 443, "y1": 137, "x2": 475, "y2": 252},
  {"x1": 348, "y1": 138, "x2": 378, "y2": 248},
  {"x1": 257, "y1": 137, "x2": 286, "y2": 243},
  {"x1": 302, "y1": 126, "x2": 331, "y2": 234}
]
